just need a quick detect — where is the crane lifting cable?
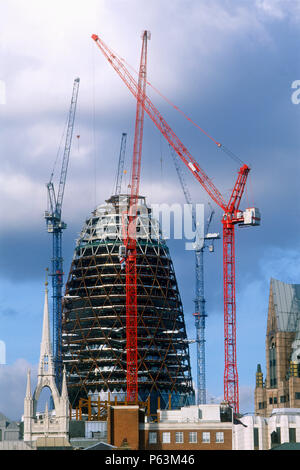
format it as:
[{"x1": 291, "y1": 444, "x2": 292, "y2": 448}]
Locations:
[
  {"x1": 111, "y1": 48, "x2": 244, "y2": 166},
  {"x1": 49, "y1": 113, "x2": 69, "y2": 186}
]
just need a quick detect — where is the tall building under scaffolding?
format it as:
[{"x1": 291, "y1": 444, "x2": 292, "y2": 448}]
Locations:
[{"x1": 62, "y1": 195, "x2": 195, "y2": 413}]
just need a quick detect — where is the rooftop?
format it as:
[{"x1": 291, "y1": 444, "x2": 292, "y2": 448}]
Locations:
[{"x1": 271, "y1": 278, "x2": 300, "y2": 333}]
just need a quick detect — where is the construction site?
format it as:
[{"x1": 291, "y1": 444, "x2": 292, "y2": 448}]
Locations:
[
  {"x1": 1, "y1": 6, "x2": 300, "y2": 452},
  {"x1": 17, "y1": 30, "x2": 264, "y2": 450}
]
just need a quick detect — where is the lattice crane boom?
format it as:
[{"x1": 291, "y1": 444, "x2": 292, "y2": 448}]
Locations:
[
  {"x1": 115, "y1": 133, "x2": 127, "y2": 195},
  {"x1": 92, "y1": 34, "x2": 261, "y2": 414},
  {"x1": 44, "y1": 77, "x2": 80, "y2": 390}
]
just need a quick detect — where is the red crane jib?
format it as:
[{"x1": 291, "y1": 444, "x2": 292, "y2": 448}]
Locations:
[{"x1": 92, "y1": 33, "x2": 254, "y2": 414}]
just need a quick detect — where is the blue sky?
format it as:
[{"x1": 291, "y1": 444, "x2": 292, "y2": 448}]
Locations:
[{"x1": 0, "y1": 0, "x2": 299, "y2": 420}]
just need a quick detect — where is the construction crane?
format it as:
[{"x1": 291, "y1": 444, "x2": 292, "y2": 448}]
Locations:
[
  {"x1": 117, "y1": 31, "x2": 150, "y2": 403},
  {"x1": 91, "y1": 34, "x2": 261, "y2": 414},
  {"x1": 114, "y1": 133, "x2": 127, "y2": 195},
  {"x1": 170, "y1": 145, "x2": 220, "y2": 405},
  {"x1": 44, "y1": 77, "x2": 80, "y2": 391}
]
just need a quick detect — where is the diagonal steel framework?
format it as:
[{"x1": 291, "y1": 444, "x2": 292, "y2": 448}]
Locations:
[{"x1": 62, "y1": 196, "x2": 194, "y2": 411}]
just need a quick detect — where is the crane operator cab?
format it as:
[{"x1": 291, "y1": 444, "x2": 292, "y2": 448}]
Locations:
[{"x1": 241, "y1": 208, "x2": 261, "y2": 226}]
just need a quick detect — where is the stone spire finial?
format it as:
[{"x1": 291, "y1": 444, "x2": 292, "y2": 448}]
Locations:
[
  {"x1": 61, "y1": 366, "x2": 68, "y2": 399},
  {"x1": 25, "y1": 369, "x2": 32, "y2": 399},
  {"x1": 38, "y1": 269, "x2": 54, "y2": 376},
  {"x1": 23, "y1": 272, "x2": 70, "y2": 444}
]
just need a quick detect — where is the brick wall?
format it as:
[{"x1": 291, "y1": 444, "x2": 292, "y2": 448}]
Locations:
[{"x1": 107, "y1": 406, "x2": 141, "y2": 450}]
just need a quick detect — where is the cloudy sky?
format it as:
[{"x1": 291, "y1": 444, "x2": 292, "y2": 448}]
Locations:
[{"x1": 0, "y1": 0, "x2": 299, "y2": 420}]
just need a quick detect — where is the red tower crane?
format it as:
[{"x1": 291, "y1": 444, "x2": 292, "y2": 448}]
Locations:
[
  {"x1": 124, "y1": 31, "x2": 150, "y2": 403},
  {"x1": 91, "y1": 33, "x2": 261, "y2": 414}
]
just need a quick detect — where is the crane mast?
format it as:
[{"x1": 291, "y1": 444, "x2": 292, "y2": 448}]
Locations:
[
  {"x1": 170, "y1": 146, "x2": 219, "y2": 404},
  {"x1": 124, "y1": 31, "x2": 150, "y2": 402},
  {"x1": 44, "y1": 77, "x2": 80, "y2": 390},
  {"x1": 92, "y1": 34, "x2": 261, "y2": 414}
]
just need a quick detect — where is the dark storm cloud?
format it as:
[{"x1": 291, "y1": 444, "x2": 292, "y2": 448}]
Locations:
[{"x1": 0, "y1": 0, "x2": 299, "y2": 416}]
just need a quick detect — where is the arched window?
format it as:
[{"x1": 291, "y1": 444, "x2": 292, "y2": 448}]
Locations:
[
  {"x1": 36, "y1": 386, "x2": 53, "y2": 413},
  {"x1": 269, "y1": 337, "x2": 277, "y2": 388}
]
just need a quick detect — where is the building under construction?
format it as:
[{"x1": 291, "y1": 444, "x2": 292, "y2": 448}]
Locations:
[{"x1": 62, "y1": 194, "x2": 195, "y2": 413}]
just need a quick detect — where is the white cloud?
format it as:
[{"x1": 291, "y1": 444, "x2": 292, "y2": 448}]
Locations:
[
  {"x1": 0, "y1": 359, "x2": 38, "y2": 421},
  {"x1": 0, "y1": 1, "x2": 298, "y2": 416},
  {"x1": 256, "y1": 0, "x2": 300, "y2": 21},
  {"x1": 260, "y1": 246, "x2": 300, "y2": 284},
  {"x1": 0, "y1": 0, "x2": 292, "y2": 118},
  {"x1": 0, "y1": 172, "x2": 45, "y2": 228},
  {"x1": 239, "y1": 385, "x2": 255, "y2": 414},
  {"x1": 0, "y1": 0, "x2": 295, "y2": 235}
]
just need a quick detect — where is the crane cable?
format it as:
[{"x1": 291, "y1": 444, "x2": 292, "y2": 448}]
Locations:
[
  {"x1": 111, "y1": 49, "x2": 244, "y2": 166},
  {"x1": 50, "y1": 113, "x2": 69, "y2": 185}
]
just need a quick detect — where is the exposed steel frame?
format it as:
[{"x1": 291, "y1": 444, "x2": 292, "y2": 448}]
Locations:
[{"x1": 62, "y1": 195, "x2": 194, "y2": 411}]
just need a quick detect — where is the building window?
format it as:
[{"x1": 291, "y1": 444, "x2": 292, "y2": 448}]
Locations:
[
  {"x1": 162, "y1": 432, "x2": 171, "y2": 444},
  {"x1": 149, "y1": 432, "x2": 157, "y2": 444},
  {"x1": 253, "y1": 428, "x2": 259, "y2": 450},
  {"x1": 269, "y1": 397, "x2": 273, "y2": 404},
  {"x1": 276, "y1": 427, "x2": 281, "y2": 444},
  {"x1": 189, "y1": 432, "x2": 197, "y2": 443},
  {"x1": 289, "y1": 428, "x2": 296, "y2": 443},
  {"x1": 270, "y1": 428, "x2": 281, "y2": 448},
  {"x1": 295, "y1": 392, "x2": 300, "y2": 400},
  {"x1": 269, "y1": 344, "x2": 277, "y2": 389},
  {"x1": 280, "y1": 395, "x2": 286, "y2": 403},
  {"x1": 175, "y1": 432, "x2": 183, "y2": 444},
  {"x1": 202, "y1": 432, "x2": 210, "y2": 443},
  {"x1": 216, "y1": 432, "x2": 224, "y2": 443},
  {"x1": 273, "y1": 397, "x2": 278, "y2": 404}
]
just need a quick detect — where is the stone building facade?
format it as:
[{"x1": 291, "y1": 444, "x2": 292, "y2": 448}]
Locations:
[
  {"x1": 0, "y1": 413, "x2": 20, "y2": 442},
  {"x1": 255, "y1": 278, "x2": 300, "y2": 416},
  {"x1": 234, "y1": 408, "x2": 300, "y2": 450}
]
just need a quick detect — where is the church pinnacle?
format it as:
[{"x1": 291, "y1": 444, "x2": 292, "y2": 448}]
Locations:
[{"x1": 38, "y1": 268, "x2": 54, "y2": 377}]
